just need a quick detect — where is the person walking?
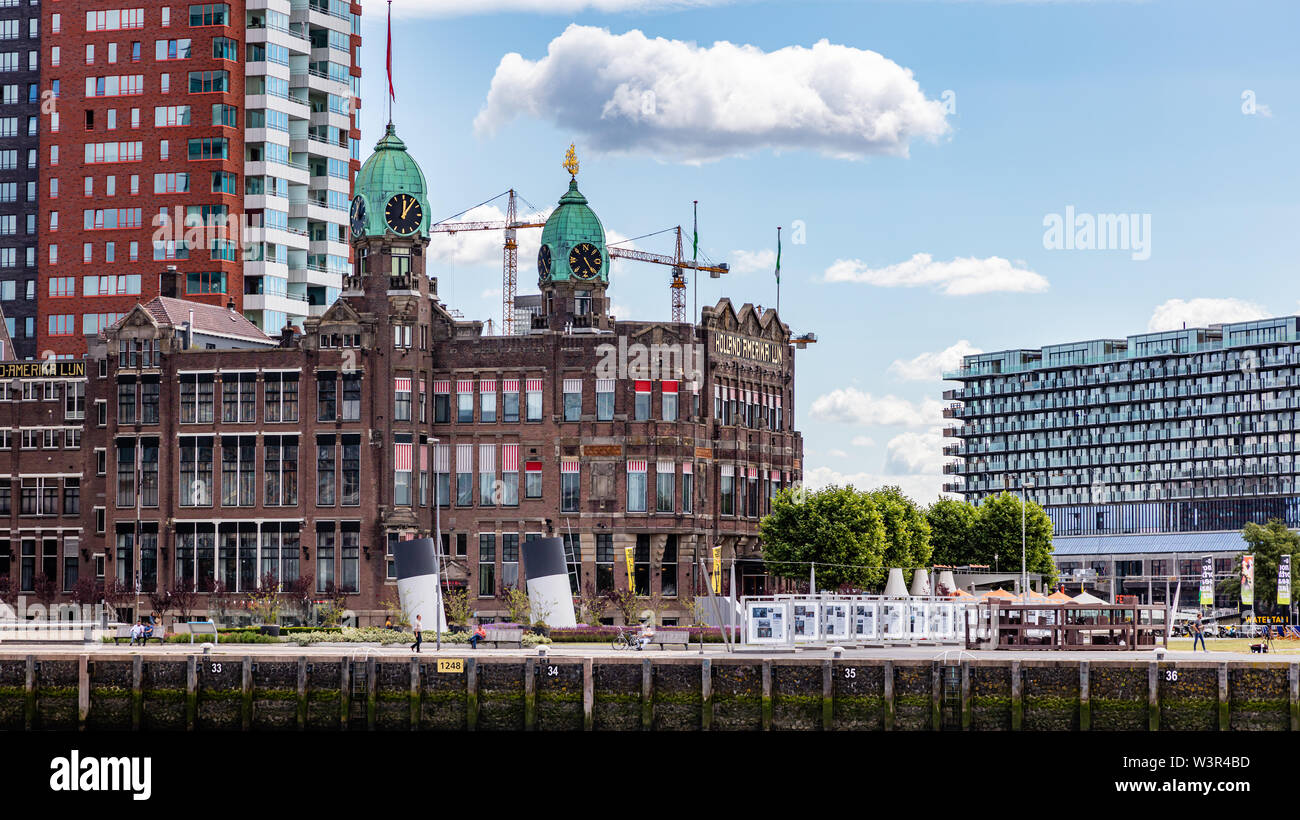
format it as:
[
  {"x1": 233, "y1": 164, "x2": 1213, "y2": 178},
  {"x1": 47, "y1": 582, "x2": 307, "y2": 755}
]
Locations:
[
  {"x1": 410, "y1": 614, "x2": 423, "y2": 653},
  {"x1": 1192, "y1": 613, "x2": 1207, "y2": 652}
]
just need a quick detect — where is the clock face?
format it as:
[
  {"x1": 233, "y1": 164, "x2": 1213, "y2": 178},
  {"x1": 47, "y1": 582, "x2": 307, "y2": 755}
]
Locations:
[
  {"x1": 384, "y1": 193, "x2": 423, "y2": 236},
  {"x1": 537, "y1": 245, "x2": 552, "y2": 279},
  {"x1": 348, "y1": 195, "x2": 367, "y2": 237},
  {"x1": 568, "y1": 242, "x2": 602, "y2": 280}
]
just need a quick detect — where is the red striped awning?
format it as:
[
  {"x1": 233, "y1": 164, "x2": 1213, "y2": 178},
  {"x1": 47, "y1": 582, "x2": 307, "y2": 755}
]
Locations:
[
  {"x1": 728, "y1": 387, "x2": 736, "y2": 400},
  {"x1": 420, "y1": 444, "x2": 429, "y2": 471},
  {"x1": 656, "y1": 460, "x2": 674, "y2": 474},
  {"x1": 560, "y1": 460, "x2": 580, "y2": 474},
  {"x1": 479, "y1": 378, "x2": 496, "y2": 392},
  {"x1": 419, "y1": 378, "x2": 426, "y2": 392},
  {"x1": 776, "y1": 395, "x2": 781, "y2": 408},
  {"x1": 433, "y1": 444, "x2": 449, "y2": 472},
  {"x1": 596, "y1": 378, "x2": 615, "y2": 392},
  {"x1": 626, "y1": 460, "x2": 647, "y2": 472},
  {"x1": 502, "y1": 443, "x2": 519, "y2": 472},
  {"x1": 503, "y1": 379, "x2": 520, "y2": 392},
  {"x1": 432, "y1": 380, "x2": 450, "y2": 394},
  {"x1": 456, "y1": 380, "x2": 473, "y2": 393},
  {"x1": 456, "y1": 443, "x2": 474, "y2": 471},
  {"x1": 394, "y1": 377, "x2": 412, "y2": 392},
  {"x1": 770, "y1": 469, "x2": 779, "y2": 481},
  {"x1": 478, "y1": 444, "x2": 495, "y2": 471},
  {"x1": 394, "y1": 443, "x2": 413, "y2": 472},
  {"x1": 747, "y1": 467, "x2": 757, "y2": 479},
  {"x1": 634, "y1": 380, "x2": 651, "y2": 393},
  {"x1": 524, "y1": 460, "x2": 542, "y2": 472},
  {"x1": 721, "y1": 464, "x2": 734, "y2": 477},
  {"x1": 563, "y1": 378, "x2": 582, "y2": 393},
  {"x1": 682, "y1": 462, "x2": 693, "y2": 475},
  {"x1": 525, "y1": 378, "x2": 543, "y2": 392},
  {"x1": 662, "y1": 380, "x2": 678, "y2": 394},
  {"x1": 714, "y1": 384, "x2": 721, "y2": 398}
]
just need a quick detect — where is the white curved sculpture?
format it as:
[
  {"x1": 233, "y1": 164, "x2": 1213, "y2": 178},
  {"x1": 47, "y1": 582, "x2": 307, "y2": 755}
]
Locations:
[
  {"x1": 910, "y1": 569, "x2": 931, "y2": 596},
  {"x1": 882, "y1": 567, "x2": 909, "y2": 597}
]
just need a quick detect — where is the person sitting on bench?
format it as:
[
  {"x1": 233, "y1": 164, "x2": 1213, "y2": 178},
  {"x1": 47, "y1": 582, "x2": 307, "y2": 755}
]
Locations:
[
  {"x1": 637, "y1": 619, "x2": 655, "y2": 651},
  {"x1": 468, "y1": 622, "x2": 487, "y2": 649}
]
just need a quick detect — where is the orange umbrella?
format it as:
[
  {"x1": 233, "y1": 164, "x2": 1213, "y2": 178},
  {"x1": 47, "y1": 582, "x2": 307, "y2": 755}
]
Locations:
[
  {"x1": 1047, "y1": 590, "x2": 1073, "y2": 603},
  {"x1": 983, "y1": 588, "x2": 1016, "y2": 600}
]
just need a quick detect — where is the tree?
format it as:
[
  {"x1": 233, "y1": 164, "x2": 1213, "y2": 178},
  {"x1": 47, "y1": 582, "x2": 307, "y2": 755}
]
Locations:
[
  {"x1": 170, "y1": 583, "x2": 199, "y2": 623},
  {"x1": 31, "y1": 574, "x2": 57, "y2": 611},
  {"x1": 1218, "y1": 519, "x2": 1297, "y2": 613},
  {"x1": 69, "y1": 576, "x2": 103, "y2": 610},
  {"x1": 972, "y1": 492, "x2": 1055, "y2": 586},
  {"x1": 0, "y1": 574, "x2": 12, "y2": 607},
  {"x1": 927, "y1": 497, "x2": 978, "y2": 566},
  {"x1": 869, "y1": 486, "x2": 932, "y2": 572},
  {"x1": 759, "y1": 485, "x2": 886, "y2": 589},
  {"x1": 443, "y1": 589, "x2": 472, "y2": 627}
]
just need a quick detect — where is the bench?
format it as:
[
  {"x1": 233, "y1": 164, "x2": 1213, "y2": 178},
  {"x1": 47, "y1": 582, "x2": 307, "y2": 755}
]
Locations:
[
  {"x1": 649, "y1": 631, "x2": 691, "y2": 650},
  {"x1": 481, "y1": 628, "x2": 524, "y2": 648},
  {"x1": 185, "y1": 621, "x2": 219, "y2": 644},
  {"x1": 112, "y1": 624, "x2": 166, "y2": 645}
]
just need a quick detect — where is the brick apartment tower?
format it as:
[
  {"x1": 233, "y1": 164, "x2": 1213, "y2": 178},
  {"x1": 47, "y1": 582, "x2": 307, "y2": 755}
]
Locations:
[
  {"x1": 0, "y1": 0, "x2": 42, "y2": 359},
  {"x1": 37, "y1": 0, "x2": 360, "y2": 359}
]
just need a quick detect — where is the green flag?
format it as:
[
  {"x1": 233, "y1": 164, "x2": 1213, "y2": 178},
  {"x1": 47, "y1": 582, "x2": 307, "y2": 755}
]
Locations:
[{"x1": 775, "y1": 228, "x2": 781, "y2": 284}]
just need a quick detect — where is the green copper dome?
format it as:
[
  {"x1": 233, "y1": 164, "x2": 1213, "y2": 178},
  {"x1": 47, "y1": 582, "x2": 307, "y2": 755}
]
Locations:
[
  {"x1": 351, "y1": 123, "x2": 430, "y2": 239},
  {"x1": 538, "y1": 178, "x2": 609, "y2": 285}
]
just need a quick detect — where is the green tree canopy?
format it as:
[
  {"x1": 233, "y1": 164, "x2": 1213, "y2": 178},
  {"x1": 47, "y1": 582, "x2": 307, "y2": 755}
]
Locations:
[
  {"x1": 869, "y1": 486, "x2": 932, "y2": 572},
  {"x1": 1218, "y1": 519, "x2": 1297, "y2": 613},
  {"x1": 759, "y1": 485, "x2": 886, "y2": 589},
  {"x1": 972, "y1": 492, "x2": 1056, "y2": 585},
  {"x1": 926, "y1": 497, "x2": 977, "y2": 566}
]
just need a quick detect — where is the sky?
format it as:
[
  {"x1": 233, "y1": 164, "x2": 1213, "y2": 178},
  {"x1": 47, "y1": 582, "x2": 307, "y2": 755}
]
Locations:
[{"x1": 359, "y1": 0, "x2": 1300, "y2": 504}]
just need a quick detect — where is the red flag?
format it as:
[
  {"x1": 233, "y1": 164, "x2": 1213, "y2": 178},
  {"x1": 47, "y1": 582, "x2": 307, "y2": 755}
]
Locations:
[{"x1": 386, "y1": 1, "x2": 395, "y2": 103}]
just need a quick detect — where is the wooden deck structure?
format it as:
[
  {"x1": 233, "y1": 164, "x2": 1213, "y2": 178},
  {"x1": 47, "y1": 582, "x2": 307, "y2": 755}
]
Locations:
[{"x1": 965, "y1": 601, "x2": 1169, "y2": 650}]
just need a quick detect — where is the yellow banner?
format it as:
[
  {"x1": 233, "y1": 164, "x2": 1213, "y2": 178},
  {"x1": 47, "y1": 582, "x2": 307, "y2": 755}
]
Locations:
[
  {"x1": 712, "y1": 546, "x2": 723, "y2": 594},
  {"x1": 624, "y1": 546, "x2": 635, "y2": 592}
]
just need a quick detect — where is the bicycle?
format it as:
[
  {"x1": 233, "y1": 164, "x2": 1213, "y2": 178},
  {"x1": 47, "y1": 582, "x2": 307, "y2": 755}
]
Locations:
[{"x1": 611, "y1": 626, "x2": 648, "y2": 650}]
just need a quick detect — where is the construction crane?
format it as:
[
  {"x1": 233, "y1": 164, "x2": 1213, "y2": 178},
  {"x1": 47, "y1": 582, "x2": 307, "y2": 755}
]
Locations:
[
  {"x1": 608, "y1": 225, "x2": 730, "y2": 323},
  {"x1": 430, "y1": 189, "x2": 546, "y2": 336}
]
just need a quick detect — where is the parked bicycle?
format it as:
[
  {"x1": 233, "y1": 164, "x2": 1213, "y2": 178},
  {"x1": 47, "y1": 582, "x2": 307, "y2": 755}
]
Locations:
[{"x1": 611, "y1": 626, "x2": 636, "y2": 650}]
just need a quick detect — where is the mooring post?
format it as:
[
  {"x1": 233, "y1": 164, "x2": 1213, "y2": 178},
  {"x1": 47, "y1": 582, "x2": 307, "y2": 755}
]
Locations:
[
  {"x1": 241, "y1": 656, "x2": 253, "y2": 731},
  {"x1": 524, "y1": 657, "x2": 537, "y2": 731},
  {"x1": 582, "y1": 657, "x2": 594, "y2": 731},
  {"x1": 761, "y1": 660, "x2": 773, "y2": 731},
  {"x1": 366, "y1": 656, "x2": 377, "y2": 731},
  {"x1": 931, "y1": 660, "x2": 941, "y2": 732},
  {"x1": 1010, "y1": 660, "x2": 1022, "y2": 731},
  {"x1": 339, "y1": 658, "x2": 349, "y2": 731},
  {"x1": 185, "y1": 655, "x2": 198, "y2": 732},
  {"x1": 960, "y1": 661, "x2": 971, "y2": 732},
  {"x1": 822, "y1": 659, "x2": 833, "y2": 731},
  {"x1": 131, "y1": 655, "x2": 143, "y2": 732},
  {"x1": 701, "y1": 658, "x2": 713, "y2": 731},
  {"x1": 1218, "y1": 662, "x2": 1230, "y2": 731},
  {"x1": 23, "y1": 655, "x2": 34, "y2": 731},
  {"x1": 296, "y1": 656, "x2": 307, "y2": 731},
  {"x1": 1079, "y1": 661, "x2": 1091, "y2": 731},
  {"x1": 1290, "y1": 663, "x2": 1299, "y2": 732},
  {"x1": 410, "y1": 656, "x2": 422, "y2": 731},
  {"x1": 465, "y1": 657, "x2": 478, "y2": 732},
  {"x1": 1148, "y1": 661, "x2": 1160, "y2": 732},
  {"x1": 77, "y1": 654, "x2": 90, "y2": 731},
  {"x1": 641, "y1": 657, "x2": 653, "y2": 731},
  {"x1": 883, "y1": 660, "x2": 895, "y2": 731}
]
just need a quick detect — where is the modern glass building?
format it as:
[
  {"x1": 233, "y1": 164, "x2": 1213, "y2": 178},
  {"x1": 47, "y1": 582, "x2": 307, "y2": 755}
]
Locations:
[{"x1": 942, "y1": 316, "x2": 1300, "y2": 605}]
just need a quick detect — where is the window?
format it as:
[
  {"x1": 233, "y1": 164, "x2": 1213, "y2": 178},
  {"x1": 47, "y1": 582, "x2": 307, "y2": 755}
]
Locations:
[
  {"x1": 634, "y1": 381, "x2": 651, "y2": 420},
  {"x1": 189, "y1": 4, "x2": 230, "y2": 26},
  {"x1": 662, "y1": 381, "x2": 678, "y2": 421},
  {"x1": 394, "y1": 377, "x2": 412, "y2": 421},
  {"x1": 179, "y1": 436, "x2": 214, "y2": 506},
  {"x1": 393, "y1": 437, "x2": 412, "y2": 506},
  {"x1": 117, "y1": 379, "x2": 136, "y2": 423},
  {"x1": 525, "y1": 461, "x2": 542, "y2": 499},
  {"x1": 720, "y1": 465, "x2": 734, "y2": 516},
  {"x1": 681, "y1": 463, "x2": 693, "y2": 514},
  {"x1": 317, "y1": 371, "x2": 336, "y2": 421},
  {"x1": 315, "y1": 522, "x2": 334, "y2": 593},
  {"x1": 478, "y1": 444, "x2": 495, "y2": 507},
  {"x1": 264, "y1": 372, "x2": 299, "y2": 422},
  {"x1": 341, "y1": 435, "x2": 360, "y2": 506},
  {"x1": 456, "y1": 443, "x2": 473, "y2": 506},
  {"x1": 563, "y1": 378, "x2": 582, "y2": 421},
  {"x1": 561, "y1": 461, "x2": 580, "y2": 512},
  {"x1": 340, "y1": 523, "x2": 359, "y2": 593},
  {"x1": 656, "y1": 463, "x2": 674, "y2": 513},
  {"x1": 433, "y1": 382, "x2": 450, "y2": 423},
  {"x1": 434, "y1": 443, "x2": 449, "y2": 508},
  {"x1": 662, "y1": 536, "x2": 678, "y2": 597},
  {"x1": 633, "y1": 535, "x2": 650, "y2": 595},
  {"x1": 316, "y1": 435, "x2": 336, "y2": 505},
  {"x1": 503, "y1": 380, "x2": 520, "y2": 422},
  {"x1": 116, "y1": 442, "x2": 136, "y2": 507},
  {"x1": 141, "y1": 381, "x2": 159, "y2": 424},
  {"x1": 478, "y1": 535, "x2": 495, "y2": 597},
  {"x1": 263, "y1": 435, "x2": 298, "y2": 506},
  {"x1": 456, "y1": 380, "x2": 473, "y2": 423},
  {"x1": 627, "y1": 461, "x2": 647, "y2": 513},
  {"x1": 178, "y1": 373, "x2": 214, "y2": 423},
  {"x1": 503, "y1": 534, "x2": 522, "y2": 591},
  {"x1": 341, "y1": 373, "x2": 361, "y2": 421},
  {"x1": 525, "y1": 379, "x2": 542, "y2": 421},
  {"x1": 480, "y1": 380, "x2": 496, "y2": 422},
  {"x1": 596, "y1": 534, "x2": 614, "y2": 593},
  {"x1": 220, "y1": 435, "x2": 256, "y2": 506}
]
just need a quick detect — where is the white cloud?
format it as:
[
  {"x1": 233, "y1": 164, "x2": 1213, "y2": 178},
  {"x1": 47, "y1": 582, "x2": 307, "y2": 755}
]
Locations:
[
  {"x1": 427, "y1": 204, "x2": 544, "y2": 268},
  {"x1": 850, "y1": 435, "x2": 875, "y2": 447},
  {"x1": 809, "y1": 388, "x2": 941, "y2": 427},
  {"x1": 398, "y1": 0, "x2": 736, "y2": 15},
  {"x1": 801, "y1": 466, "x2": 948, "y2": 505},
  {"x1": 1147, "y1": 298, "x2": 1270, "y2": 332},
  {"x1": 827, "y1": 448, "x2": 848, "y2": 459},
  {"x1": 474, "y1": 26, "x2": 951, "y2": 163},
  {"x1": 729, "y1": 249, "x2": 776, "y2": 275},
  {"x1": 884, "y1": 430, "x2": 945, "y2": 476},
  {"x1": 825, "y1": 253, "x2": 1048, "y2": 295},
  {"x1": 888, "y1": 339, "x2": 982, "y2": 382}
]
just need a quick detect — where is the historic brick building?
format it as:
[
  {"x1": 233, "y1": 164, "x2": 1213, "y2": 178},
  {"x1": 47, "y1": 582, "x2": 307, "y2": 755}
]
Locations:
[{"x1": 1, "y1": 124, "x2": 805, "y2": 625}]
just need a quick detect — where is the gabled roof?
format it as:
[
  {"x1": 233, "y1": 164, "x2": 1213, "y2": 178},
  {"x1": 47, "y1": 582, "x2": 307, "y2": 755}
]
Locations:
[{"x1": 139, "y1": 296, "x2": 272, "y2": 344}]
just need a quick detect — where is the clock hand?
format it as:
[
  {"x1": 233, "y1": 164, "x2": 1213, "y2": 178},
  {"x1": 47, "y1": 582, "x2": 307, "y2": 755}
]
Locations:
[{"x1": 401, "y1": 198, "x2": 413, "y2": 219}]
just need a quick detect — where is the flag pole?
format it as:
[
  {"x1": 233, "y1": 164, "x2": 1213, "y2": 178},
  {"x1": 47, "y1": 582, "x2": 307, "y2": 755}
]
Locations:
[
  {"x1": 775, "y1": 226, "x2": 782, "y2": 316},
  {"x1": 386, "y1": 0, "x2": 394, "y2": 126}
]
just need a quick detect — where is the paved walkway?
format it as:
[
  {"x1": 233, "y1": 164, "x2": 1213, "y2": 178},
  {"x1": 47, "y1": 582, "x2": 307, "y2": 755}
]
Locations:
[{"x1": 0, "y1": 641, "x2": 1294, "y2": 662}]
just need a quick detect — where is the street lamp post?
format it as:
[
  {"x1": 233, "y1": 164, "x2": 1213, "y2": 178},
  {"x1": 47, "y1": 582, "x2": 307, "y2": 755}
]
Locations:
[
  {"x1": 1021, "y1": 475, "x2": 1034, "y2": 597},
  {"x1": 432, "y1": 437, "x2": 441, "y2": 652}
]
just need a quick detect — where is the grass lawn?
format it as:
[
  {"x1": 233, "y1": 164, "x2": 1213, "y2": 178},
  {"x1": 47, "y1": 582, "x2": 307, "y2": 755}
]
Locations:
[{"x1": 1168, "y1": 637, "x2": 1300, "y2": 654}]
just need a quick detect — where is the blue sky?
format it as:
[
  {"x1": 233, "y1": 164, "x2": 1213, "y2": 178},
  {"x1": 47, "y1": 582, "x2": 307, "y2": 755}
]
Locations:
[{"x1": 359, "y1": 0, "x2": 1300, "y2": 502}]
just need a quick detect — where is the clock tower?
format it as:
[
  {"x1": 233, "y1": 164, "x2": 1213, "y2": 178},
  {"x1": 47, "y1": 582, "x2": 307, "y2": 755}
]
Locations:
[{"x1": 535, "y1": 145, "x2": 612, "y2": 331}]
